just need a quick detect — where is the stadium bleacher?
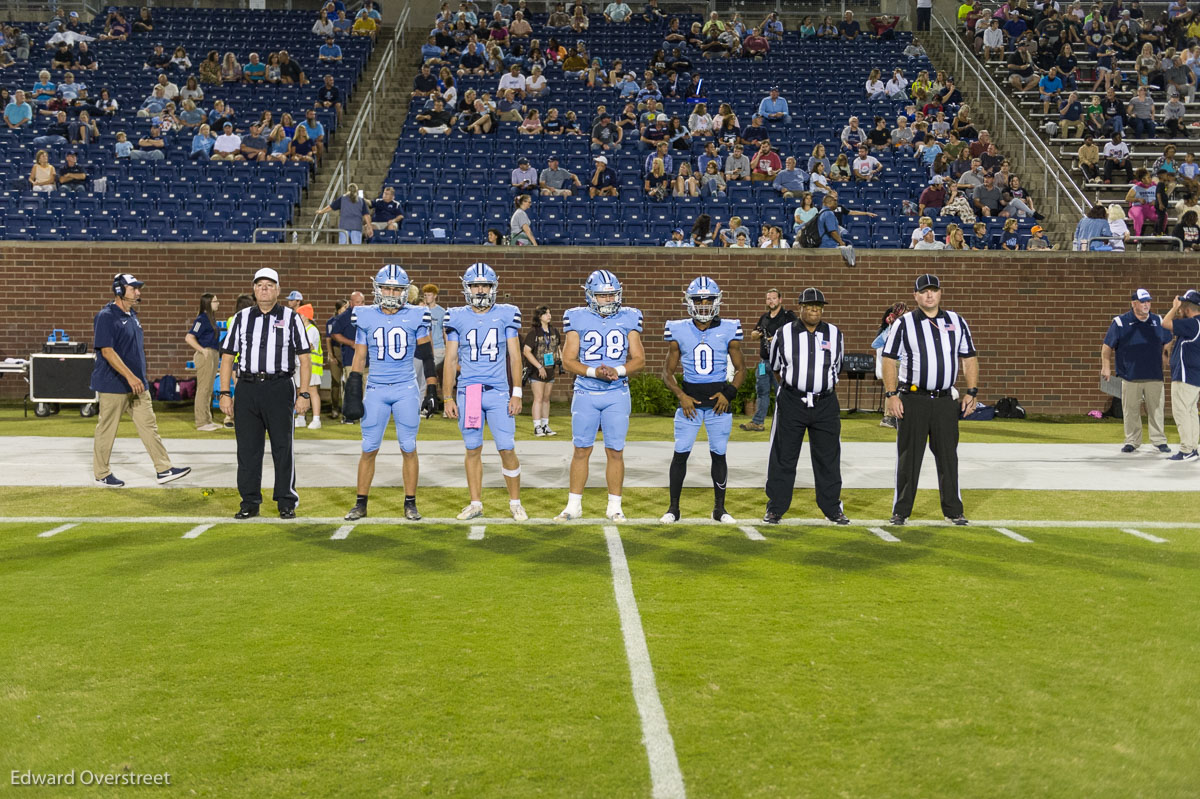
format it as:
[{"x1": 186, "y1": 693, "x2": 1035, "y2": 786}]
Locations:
[
  {"x1": 0, "y1": 5, "x2": 375, "y2": 242},
  {"x1": 382, "y1": 11, "x2": 1041, "y2": 248}
]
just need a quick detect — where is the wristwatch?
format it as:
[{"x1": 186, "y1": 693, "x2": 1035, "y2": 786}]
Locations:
[
  {"x1": 884, "y1": 390, "x2": 900, "y2": 398},
  {"x1": 217, "y1": 390, "x2": 231, "y2": 397},
  {"x1": 298, "y1": 392, "x2": 311, "y2": 399},
  {"x1": 966, "y1": 387, "x2": 978, "y2": 397}
]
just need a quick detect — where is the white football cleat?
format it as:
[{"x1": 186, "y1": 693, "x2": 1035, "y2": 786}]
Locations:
[
  {"x1": 717, "y1": 513, "x2": 736, "y2": 524},
  {"x1": 554, "y1": 507, "x2": 582, "y2": 522},
  {"x1": 294, "y1": 416, "x2": 306, "y2": 428},
  {"x1": 307, "y1": 418, "x2": 322, "y2": 429},
  {"x1": 606, "y1": 510, "x2": 627, "y2": 522},
  {"x1": 510, "y1": 503, "x2": 528, "y2": 522},
  {"x1": 659, "y1": 512, "x2": 678, "y2": 524},
  {"x1": 456, "y1": 503, "x2": 484, "y2": 521}
]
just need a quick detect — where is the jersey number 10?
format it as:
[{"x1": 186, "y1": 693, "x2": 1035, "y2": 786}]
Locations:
[{"x1": 372, "y1": 326, "x2": 409, "y2": 361}]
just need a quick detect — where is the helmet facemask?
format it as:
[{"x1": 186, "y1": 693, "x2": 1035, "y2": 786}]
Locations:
[
  {"x1": 464, "y1": 280, "x2": 497, "y2": 309},
  {"x1": 686, "y1": 293, "x2": 721, "y2": 323},
  {"x1": 375, "y1": 282, "x2": 408, "y2": 311}
]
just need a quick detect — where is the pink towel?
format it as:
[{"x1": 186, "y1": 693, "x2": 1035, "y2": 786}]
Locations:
[{"x1": 464, "y1": 383, "x2": 483, "y2": 429}]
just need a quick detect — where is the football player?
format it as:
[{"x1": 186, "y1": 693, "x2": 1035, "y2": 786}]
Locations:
[
  {"x1": 661, "y1": 277, "x2": 745, "y2": 523},
  {"x1": 443, "y1": 263, "x2": 528, "y2": 521},
  {"x1": 555, "y1": 270, "x2": 645, "y2": 522},
  {"x1": 341, "y1": 265, "x2": 440, "y2": 521}
]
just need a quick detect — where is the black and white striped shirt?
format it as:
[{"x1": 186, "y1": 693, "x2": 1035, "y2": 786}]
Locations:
[
  {"x1": 882, "y1": 309, "x2": 976, "y2": 391},
  {"x1": 220, "y1": 304, "x2": 311, "y2": 376},
  {"x1": 770, "y1": 320, "x2": 844, "y2": 394}
]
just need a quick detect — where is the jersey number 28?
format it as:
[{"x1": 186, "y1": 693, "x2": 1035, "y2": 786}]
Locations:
[{"x1": 581, "y1": 329, "x2": 625, "y2": 361}]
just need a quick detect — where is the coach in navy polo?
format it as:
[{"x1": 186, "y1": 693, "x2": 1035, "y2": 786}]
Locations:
[
  {"x1": 1161, "y1": 290, "x2": 1200, "y2": 460},
  {"x1": 1102, "y1": 288, "x2": 1172, "y2": 454},
  {"x1": 91, "y1": 273, "x2": 190, "y2": 488}
]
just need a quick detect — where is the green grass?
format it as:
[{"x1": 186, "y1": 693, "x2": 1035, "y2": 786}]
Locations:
[
  {"x1": 0, "y1": 402, "x2": 1156, "y2": 444},
  {"x1": 1, "y1": 520, "x2": 1197, "y2": 797}
]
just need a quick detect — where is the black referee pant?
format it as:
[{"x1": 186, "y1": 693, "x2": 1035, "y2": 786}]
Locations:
[
  {"x1": 765, "y1": 386, "x2": 843, "y2": 518},
  {"x1": 893, "y1": 393, "x2": 963, "y2": 519},
  {"x1": 234, "y1": 376, "x2": 299, "y2": 512}
]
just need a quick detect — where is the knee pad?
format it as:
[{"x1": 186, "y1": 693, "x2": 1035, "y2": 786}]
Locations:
[{"x1": 501, "y1": 466, "x2": 521, "y2": 478}]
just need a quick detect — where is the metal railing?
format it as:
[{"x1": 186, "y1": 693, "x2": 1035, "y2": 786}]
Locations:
[
  {"x1": 309, "y1": 1, "x2": 407, "y2": 243},
  {"x1": 1085, "y1": 235, "x2": 1185, "y2": 252},
  {"x1": 253, "y1": 226, "x2": 349, "y2": 243},
  {"x1": 929, "y1": 11, "x2": 1090, "y2": 222}
]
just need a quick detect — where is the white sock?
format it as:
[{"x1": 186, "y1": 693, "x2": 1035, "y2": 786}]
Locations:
[
  {"x1": 566, "y1": 492, "x2": 583, "y2": 510},
  {"x1": 312, "y1": 414, "x2": 320, "y2": 421},
  {"x1": 509, "y1": 498, "x2": 522, "y2": 507},
  {"x1": 607, "y1": 493, "x2": 622, "y2": 510},
  {"x1": 467, "y1": 500, "x2": 482, "y2": 508}
]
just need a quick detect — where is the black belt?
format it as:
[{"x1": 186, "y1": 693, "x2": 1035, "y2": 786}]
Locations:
[
  {"x1": 902, "y1": 387, "x2": 953, "y2": 398},
  {"x1": 238, "y1": 372, "x2": 293, "y2": 383}
]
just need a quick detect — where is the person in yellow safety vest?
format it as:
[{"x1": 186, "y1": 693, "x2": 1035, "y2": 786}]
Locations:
[{"x1": 296, "y1": 303, "x2": 324, "y2": 429}]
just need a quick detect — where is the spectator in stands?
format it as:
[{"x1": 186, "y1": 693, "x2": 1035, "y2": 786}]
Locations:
[
  {"x1": 1173, "y1": 209, "x2": 1200, "y2": 250},
  {"x1": 724, "y1": 142, "x2": 751, "y2": 181},
  {"x1": 743, "y1": 27, "x2": 770, "y2": 59},
  {"x1": 313, "y1": 10, "x2": 335, "y2": 37},
  {"x1": 212, "y1": 122, "x2": 243, "y2": 161},
  {"x1": 190, "y1": 123, "x2": 217, "y2": 160},
  {"x1": 1106, "y1": 204, "x2": 1132, "y2": 250},
  {"x1": 919, "y1": 176, "x2": 947, "y2": 216},
  {"x1": 591, "y1": 111, "x2": 623, "y2": 152},
  {"x1": 206, "y1": 99, "x2": 234, "y2": 132},
  {"x1": 1177, "y1": 151, "x2": 1200, "y2": 196},
  {"x1": 644, "y1": 140, "x2": 673, "y2": 175},
  {"x1": 1074, "y1": 204, "x2": 1113, "y2": 249},
  {"x1": 301, "y1": 109, "x2": 326, "y2": 160},
  {"x1": 997, "y1": 218, "x2": 1022, "y2": 250},
  {"x1": 830, "y1": 153, "x2": 853, "y2": 182},
  {"x1": 317, "y1": 184, "x2": 371, "y2": 244},
  {"x1": 1126, "y1": 86, "x2": 1157, "y2": 137},
  {"x1": 168, "y1": 46, "x2": 192, "y2": 74},
  {"x1": 258, "y1": 124, "x2": 287, "y2": 163},
  {"x1": 908, "y1": 215, "x2": 934, "y2": 248},
  {"x1": 220, "y1": 52, "x2": 242, "y2": 84},
  {"x1": 695, "y1": 159, "x2": 726, "y2": 199},
  {"x1": 289, "y1": 125, "x2": 316, "y2": 164},
  {"x1": 1026, "y1": 225, "x2": 1055, "y2": 249},
  {"x1": 589, "y1": 155, "x2": 618, "y2": 197},
  {"x1": 814, "y1": 15, "x2": 836, "y2": 38},
  {"x1": 498, "y1": 63, "x2": 527, "y2": 98},
  {"x1": 508, "y1": 9, "x2": 532, "y2": 40},
  {"x1": 756, "y1": 86, "x2": 791, "y2": 125},
  {"x1": 177, "y1": 77, "x2": 203, "y2": 104},
  {"x1": 865, "y1": 69, "x2": 887, "y2": 101},
  {"x1": 265, "y1": 52, "x2": 283, "y2": 83},
  {"x1": 132, "y1": 124, "x2": 166, "y2": 162},
  {"x1": 686, "y1": 102, "x2": 713, "y2": 138},
  {"x1": 319, "y1": 36, "x2": 343, "y2": 63},
  {"x1": 1055, "y1": 91, "x2": 1084, "y2": 139},
  {"x1": 790, "y1": 194, "x2": 818, "y2": 237},
  {"x1": 114, "y1": 131, "x2": 132, "y2": 159},
  {"x1": 1077, "y1": 133, "x2": 1101, "y2": 181},
  {"x1": 972, "y1": 173, "x2": 1004, "y2": 217},
  {"x1": 3, "y1": 89, "x2": 31, "y2": 129},
  {"x1": 28, "y1": 149, "x2": 55, "y2": 194},
  {"x1": 1038, "y1": 66, "x2": 1066, "y2": 115},
  {"x1": 913, "y1": 227, "x2": 945, "y2": 250},
  {"x1": 416, "y1": 97, "x2": 455, "y2": 136},
  {"x1": 413, "y1": 64, "x2": 439, "y2": 99},
  {"x1": 525, "y1": 65, "x2": 548, "y2": 97},
  {"x1": 1163, "y1": 93, "x2": 1188, "y2": 137},
  {"x1": 238, "y1": 122, "x2": 267, "y2": 162},
  {"x1": 760, "y1": 225, "x2": 790, "y2": 248},
  {"x1": 316, "y1": 74, "x2": 343, "y2": 123},
  {"x1": 57, "y1": 150, "x2": 87, "y2": 191},
  {"x1": 199, "y1": 51, "x2": 221, "y2": 85},
  {"x1": 674, "y1": 162, "x2": 700, "y2": 196},
  {"x1": 840, "y1": 116, "x2": 865, "y2": 152},
  {"x1": 509, "y1": 194, "x2": 538, "y2": 245},
  {"x1": 138, "y1": 85, "x2": 167, "y2": 118},
  {"x1": 144, "y1": 43, "x2": 170, "y2": 72},
  {"x1": 174, "y1": 99, "x2": 202, "y2": 133},
  {"x1": 368, "y1": 186, "x2": 404, "y2": 232},
  {"x1": 31, "y1": 70, "x2": 55, "y2": 106},
  {"x1": 1102, "y1": 131, "x2": 1134, "y2": 183},
  {"x1": 353, "y1": 10, "x2": 378, "y2": 39},
  {"x1": 774, "y1": 157, "x2": 807, "y2": 198},
  {"x1": 690, "y1": 214, "x2": 720, "y2": 247},
  {"x1": 751, "y1": 140, "x2": 781, "y2": 181},
  {"x1": 155, "y1": 73, "x2": 180, "y2": 102},
  {"x1": 644, "y1": 157, "x2": 670, "y2": 200},
  {"x1": 539, "y1": 154, "x2": 581, "y2": 196},
  {"x1": 99, "y1": 11, "x2": 128, "y2": 41},
  {"x1": 604, "y1": 1, "x2": 633, "y2": 23},
  {"x1": 518, "y1": 108, "x2": 543, "y2": 135},
  {"x1": 1008, "y1": 41, "x2": 1040, "y2": 90},
  {"x1": 512, "y1": 157, "x2": 537, "y2": 190},
  {"x1": 816, "y1": 194, "x2": 848, "y2": 247},
  {"x1": 1125, "y1": 168, "x2": 1160, "y2": 235},
  {"x1": 807, "y1": 143, "x2": 830, "y2": 175},
  {"x1": 279, "y1": 51, "x2": 307, "y2": 85},
  {"x1": 836, "y1": 10, "x2": 861, "y2": 39},
  {"x1": 664, "y1": 228, "x2": 692, "y2": 246}
]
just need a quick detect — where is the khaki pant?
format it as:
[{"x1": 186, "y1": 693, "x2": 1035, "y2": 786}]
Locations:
[
  {"x1": 1171, "y1": 380, "x2": 1200, "y2": 453},
  {"x1": 1121, "y1": 378, "x2": 1166, "y2": 446},
  {"x1": 328, "y1": 354, "x2": 342, "y2": 416},
  {"x1": 194, "y1": 348, "x2": 219, "y2": 427},
  {"x1": 93, "y1": 390, "x2": 173, "y2": 479}
]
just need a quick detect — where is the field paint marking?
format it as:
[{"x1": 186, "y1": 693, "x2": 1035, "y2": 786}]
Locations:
[
  {"x1": 331, "y1": 525, "x2": 353, "y2": 540},
  {"x1": 604, "y1": 526, "x2": 687, "y2": 799},
  {"x1": 1121, "y1": 528, "x2": 1168, "y2": 543},
  {"x1": 37, "y1": 523, "x2": 77, "y2": 538},
  {"x1": 182, "y1": 524, "x2": 213, "y2": 539},
  {"x1": 994, "y1": 527, "x2": 1033, "y2": 543},
  {"x1": 0, "y1": 516, "x2": 1195, "y2": 530},
  {"x1": 468, "y1": 525, "x2": 486, "y2": 540},
  {"x1": 868, "y1": 527, "x2": 901, "y2": 543},
  {"x1": 739, "y1": 525, "x2": 765, "y2": 541}
]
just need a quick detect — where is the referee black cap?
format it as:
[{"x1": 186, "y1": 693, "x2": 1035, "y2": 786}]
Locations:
[
  {"x1": 914, "y1": 273, "x2": 941, "y2": 292},
  {"x1": 798, "y1": 287, "x2": 827, "y2": 305}
]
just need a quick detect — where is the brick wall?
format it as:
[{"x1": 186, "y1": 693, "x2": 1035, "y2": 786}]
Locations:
[{"x1": 2, "y1": 243, "x2": 1196, "y2": 414}]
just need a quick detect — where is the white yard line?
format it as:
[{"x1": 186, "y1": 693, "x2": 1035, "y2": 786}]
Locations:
[
  {"x1": 868, "y1": 527, "x2": 901, "y2": 543},
  {"x1": 604, "y1": 526, "x2": 687, "y2": 799},
  {"x1": 331, "y1": 525, "x2": 354, "y2": 540},
  {"x1": 1120, "y1": 528, "x2": 1168, "y2": 543},
  {"x1": 468, "y1": 525, "x2": 486, "y2": 540},
  {"x1": 37, "y1": 523, "x2": 77, "y2": 538},
  {"x1": 993, "y1": 527, "x2": 1033, "y2": 543},
  {"x1": 739, "y1": 525, "x2": 765, "y2": 541},
  {"x1": 182, "y1": 524, "x2": 213, "y2": 539}
]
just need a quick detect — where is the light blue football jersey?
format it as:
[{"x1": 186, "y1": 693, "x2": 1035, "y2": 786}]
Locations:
[
  {"x1": 664, "y1": 317, "x2": 743, "y2": 384},
  {"x1": 563, "y1": 305, "x2": 643, "y2": 392},
  {"x1": 444, "y1": 303, "x2": 522, "y2": 387},
  {"x1": 354, "y1": 304, "x2": 432, "y2": 384}
]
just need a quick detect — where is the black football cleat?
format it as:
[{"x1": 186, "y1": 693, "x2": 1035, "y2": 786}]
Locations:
[
  {"x1": 826, "y1": 513, "x2": 851, "y2": 525},
  {"x1": 762, "y1": 511, "x2": 782, "y2": 525},
  {"x1": 889, "y1": 514, "x2": 906, "y2": 526},
  {"x1": 945, "y1": 515, "x2": 970, "y2": 526},
  {"x1": 234, "y1": 506, "x2": 259, "y2": 520}
]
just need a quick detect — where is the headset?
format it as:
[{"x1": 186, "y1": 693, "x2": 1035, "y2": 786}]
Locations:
[{"x1": 112, "y1": 273, "x2": 143, "y2": 300}]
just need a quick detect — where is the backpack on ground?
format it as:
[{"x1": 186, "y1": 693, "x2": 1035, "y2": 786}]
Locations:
[{"x1": 995, "y1": 397, "x2": 1026, "y2": 419}]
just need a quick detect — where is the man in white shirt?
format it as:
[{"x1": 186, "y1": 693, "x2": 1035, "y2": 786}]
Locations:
[
  {"x1": 1102, "y1": 132, "x2": 1133, "y2": 183},
  {"x1": 885, "y1": 69, "x2": 909, "y2": 98},
  {"x1": 497, "y1": 64, "x2": 526, "y2": 98},
  {"x1": 982, "y1": 18, "x2": 1005, "y2": 59},
  {"x1": 212, "y1": 122, "x2": 243, "y2": 160},
  {"x1": 913, "y1": 227, "x2": 945, "y2": 249},
  {"x1": 604, "y1": 1, "x2": 633, "y2": 22},
  {"x1": 852, "y1": 146, "x2": 882, "y2": 181},
  {"x1": 156, "y1": 73, "x2": 179, "y2": 101}
]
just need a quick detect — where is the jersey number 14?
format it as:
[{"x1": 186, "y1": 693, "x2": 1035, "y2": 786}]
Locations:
[{"x1": 464, "y1": 327, "x2": 501, "y2": 362}]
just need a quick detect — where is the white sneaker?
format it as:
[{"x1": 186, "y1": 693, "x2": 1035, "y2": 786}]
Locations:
[
  {"x1": 510, "y1": 503, "x2": 528, "y2": 521},
  {"x1": 307, "y1": 418, "x2": 322, "y2": 429},
  {"x1": 294, "y1": 416, "x2": 306, "y2": 428},
  {"x1": 659, "y1": 511, "x2": 678, "y2": 524},
  {"x1": 456, "y1": 503, "x2": 484, "y2": 521},
  {"x1": 534, "y1": 426, "x2": 546, "y2": 437},
  {"x1": 717, "y1": 513, "x2": 736, "y2": 524},
  {"x1": 554, "y1": 507, "x2": 582, "y2": 522},
  {"x1": 197, "y1": 422, "x2": 222, "y2": 432},
  {"x1": 606, "y1": 509, "x2": 626, "y2": 522},
  {"x1": 543, "y1": 427, "x2": 558, "y2": 436}
]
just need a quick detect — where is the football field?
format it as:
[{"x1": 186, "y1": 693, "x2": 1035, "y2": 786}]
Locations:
[{"x1": 3, "y1": 493, "x2": 1199, "y2": 798}]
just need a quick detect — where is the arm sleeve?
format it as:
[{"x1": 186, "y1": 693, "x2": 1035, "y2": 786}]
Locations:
[
  {"x1": 506, "y1": 307, "x2": 522, "y2": 339},
  {"x1": 418, "y1": 311, "x2": 432, "y2": 340},
  {"x1": 663, "y1": 322, "x2": 673, "y2": 341},
  {"x1": 731, "y1": 320, "x2": 744, "y2": 341}
]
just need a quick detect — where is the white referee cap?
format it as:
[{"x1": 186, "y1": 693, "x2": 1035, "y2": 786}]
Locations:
[{"x1": 253, "y1": 267, "x2": 279, "y2": 284}]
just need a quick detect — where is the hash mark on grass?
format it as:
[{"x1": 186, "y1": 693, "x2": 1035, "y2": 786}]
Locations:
[
  {"x1": 604, "y1": 525, "x2": 687, "y2": 799},
  {"x1": 868, "y1": 527, "x2": 901, "y2": 542},
  {"x1": 182, "y1": 524, "x2": 213, "y2": 539},
  {"x1": 739, "y1": 525, "x2": 765, "y2": 541},
  {"x1": 1121, "y1": 528, "x2": 1168, "y2": 543},
  {"x1": 331, "y1": 525, "x2": 353, "y2": 540},
  {"x1": 37, "y1": 523, "x2": 76, "y2": 538},
  {"x1": 994, "y1": 527, "x2": 1033, "y2": 543},
  {"x1": 469, "y1": 525, "x2": 486, "y2": 540}
]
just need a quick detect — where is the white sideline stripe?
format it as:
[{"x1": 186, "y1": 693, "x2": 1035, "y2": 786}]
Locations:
[
  {"x1": 868, "y1": 527, "x2": 901, "y2": 543},
  {"x1": 0, "y1": 515, "x2": 1193, "y2": 530},
  {"x1": 739, "y1": 525, "x2": 765, "y2": 541},
  {"x1": 182, "y1": 524, "x2": 213, "y2": 539},
  {"x1": 994, "y1": 527, "x2": 1033, "y2": 543},
  {"x1": 331, "y1": 525, "x2": 353, "y2": 540},
  {"x1": 1121, "y1": 528, "x2": 1168, "y2": 543},
  {"x1": 604, "y1": 526, "x2": 687, "y2": 799},
  {"x1": 37, "y1": 523, "x2": 76, "y2": 538},
  {"x1": 469, "y1": 525, "x2": 486, "y2": 540}
]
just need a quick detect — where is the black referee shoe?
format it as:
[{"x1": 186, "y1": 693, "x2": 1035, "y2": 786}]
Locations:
[
  {"x1": 945, "y1": 515, "x2": 970, "y2": 526},
  {"x1": 826, "y1": 512, "x2": 851, "y2": 525},
  {"x1": 889, "y1": 514, "x2": 906, "y2": 526},
  {"x1": 762, "y1": 511, "x2": 782, "y2": 525},
  {"x1": 234, "y1": 506, "x2": 259, "y2": 520},
  {"x1": 279, "y1": 507, "x2": 296, "y2": 520}
]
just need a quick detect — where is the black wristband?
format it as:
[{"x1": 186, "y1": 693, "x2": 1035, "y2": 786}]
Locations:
[
  {"x1": 721, "y1": 383, "x2": 738, "y2": 401},
  {"x1": 217, "y1": 390, "x2": 231, "y2": 397},
  {"x1": 885, "y1": 390, "x2": 900, "y2": 398},
  {"x1": 966, "y1": 387, "x2": 978, "y2": 397},
  {"x1": 299, "y1": 392, "x2": 311, "y2": 399}
]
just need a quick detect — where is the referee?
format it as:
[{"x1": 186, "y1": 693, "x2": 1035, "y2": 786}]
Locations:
[
  {"x1": 764, "y1": 287, "x2": 849, "y2": 525},
  {"x1": 218, "y1": 267, "x2": 312, "y2": 519},
  {"x1": 881, "y1": 274, "x2": 978, "y2": 526}
]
